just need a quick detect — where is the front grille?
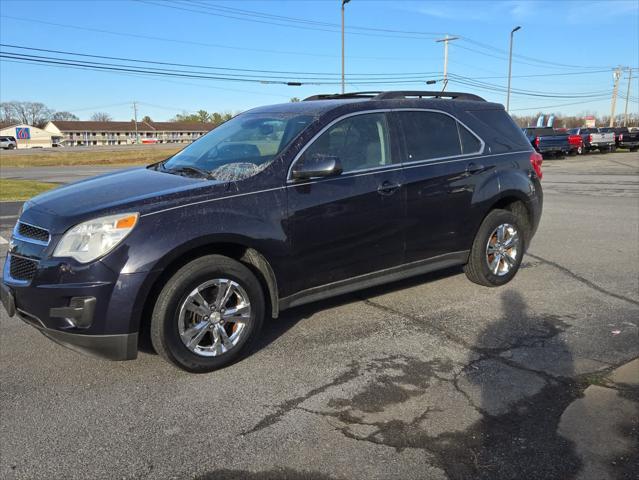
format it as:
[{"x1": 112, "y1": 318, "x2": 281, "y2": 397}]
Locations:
[
  {"x1": 9, "y1": 255, "x2": 38, "y2": 281},
  {"x1": 17, "y1": 222, "x2": 50, "y2": 244}
]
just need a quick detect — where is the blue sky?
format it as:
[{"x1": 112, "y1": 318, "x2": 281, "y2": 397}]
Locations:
[{"x1": 1, "y1": 0, "x2": 637, "y2": 120}]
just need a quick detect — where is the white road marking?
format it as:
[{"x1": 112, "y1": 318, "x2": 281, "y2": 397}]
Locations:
[{"x1": 0, "y1": 235, "x2": 8, "y2": 245}]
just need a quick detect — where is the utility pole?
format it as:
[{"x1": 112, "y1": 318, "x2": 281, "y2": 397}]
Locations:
[
  {"x1": 623, "y1": 68, "x2": 632, "y2": 127},
  {"x1": 341, "y1": 0, "x2": 350, "y2": 94},
  {"x1": 506, "y1": 26, "x2": 521, "y2": 113},
  {"x1": 609, "y1": 68, "x2": 622, "y2": 127},
  {"x1": 435, "y1": 35, "x2": 459, "y2": 91},
  {"x1": 132, "y1": 101, "x2": 139, "y2": 144}
]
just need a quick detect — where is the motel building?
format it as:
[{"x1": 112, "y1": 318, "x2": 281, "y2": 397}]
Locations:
[
  {"x1": 0, "y1": 122, "x2": 58, "y2": 148},
  {"x1": 44, "y1": 120, "x2": 215, "y2": 147}
]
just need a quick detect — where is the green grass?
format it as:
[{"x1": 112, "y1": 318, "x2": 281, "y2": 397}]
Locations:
[{"x1": 0, "y1": 178, "x2": 59, "y2": 201}]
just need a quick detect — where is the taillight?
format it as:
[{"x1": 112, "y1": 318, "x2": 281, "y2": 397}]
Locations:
[
  {"x1": 588, "y1": 134, "x2": 593, "y2": 143},
  {"x1": 619, "y1": 134, "x2": 623, "y2": 141},
  {"x1": 534, "y1": 136, "x2": 540, "y2": 147},
  {"x1": 530, "y1": 151, "x2": 543, "y2": 180}
]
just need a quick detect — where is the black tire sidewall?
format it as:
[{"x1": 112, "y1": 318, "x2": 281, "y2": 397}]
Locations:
[
  {"x1": 152, "y1": 255, "x2": 265, "y2": 372},
  {"x1": 471, "y1": 210, "x2": 525, "y2": 287}
]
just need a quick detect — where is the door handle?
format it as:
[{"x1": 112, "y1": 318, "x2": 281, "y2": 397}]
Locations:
[
  {"x1": 377, "y1": 181, "x2": 401, "y2": 196},
  {"x1": 465, "y1": 162, "x2": 485, "y2": 174}
]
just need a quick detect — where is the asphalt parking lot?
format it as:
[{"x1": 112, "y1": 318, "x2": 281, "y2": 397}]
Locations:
[{"x1": 1, "y1": 151, "x2": 638, "y2": 480}]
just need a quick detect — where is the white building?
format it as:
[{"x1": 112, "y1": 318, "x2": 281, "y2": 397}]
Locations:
[{"x1": 0, "y1": 122, "x2": 57, "y2": 148}]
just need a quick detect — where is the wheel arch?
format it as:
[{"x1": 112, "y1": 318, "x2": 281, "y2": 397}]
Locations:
[{"x1": 134, "y1": 237, "x2": 280, "y2": 349}]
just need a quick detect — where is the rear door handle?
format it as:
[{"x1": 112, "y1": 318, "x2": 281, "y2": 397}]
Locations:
[
  {"x1": 465, "y1": 162, "x2": 485, "y2": 174},
  {"x1": 377, "y1": 180, "x2": 401, "y2": 196}
]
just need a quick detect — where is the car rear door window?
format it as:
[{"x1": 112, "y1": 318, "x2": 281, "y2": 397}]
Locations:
[
  {"x1": 397, "y1": 111, "x2": 461, "y2": 162},
  {"x1": 299, "y1": 113, "x2": 391, "y2": 173}
]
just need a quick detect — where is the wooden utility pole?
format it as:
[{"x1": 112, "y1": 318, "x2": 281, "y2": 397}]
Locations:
[
  {"x1": 435, "y1": 35, "x2": 459, "y2": 91},
  {"x1": 609, "y1": 68, "x2": 622, "y2": 127}
]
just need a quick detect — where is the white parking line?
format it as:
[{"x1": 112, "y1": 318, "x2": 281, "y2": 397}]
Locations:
[{"x1": 0, "y1": 236, "x2": 8, "y2": 245}]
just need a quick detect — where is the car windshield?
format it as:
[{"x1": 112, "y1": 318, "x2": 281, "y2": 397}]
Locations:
[{"x1": 161, "y1": 112, "x2": 315, "y2": 181}]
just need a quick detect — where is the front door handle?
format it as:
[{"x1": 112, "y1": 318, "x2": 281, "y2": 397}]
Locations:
[
  {"x1": 465, "y1": 162, "x2": 485, "y2": 174},
  {"x1": 377, "y1": 181, "x2": 401, "y2": 196}
]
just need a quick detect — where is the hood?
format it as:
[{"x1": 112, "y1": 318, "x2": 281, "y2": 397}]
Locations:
[{"x1": 26, "y1": 167, "x2": 224, "y2": 224}]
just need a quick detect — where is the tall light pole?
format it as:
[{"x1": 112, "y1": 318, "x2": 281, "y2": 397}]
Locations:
[
  {"x1": 341, "y1": 0, "x2": 350, "y2": 94},
  {"x1": 623, "y1": 67, "x2": 632, "y2": 127},
  {"x1": 435, "y1": 34, "x2": 459, "y2": 91},
  {"x1": 506, "y1": 26, "x2": 521, "y2": 113},
  {"x1": 609, "y1": 68, "x2": 622, "y2": 127}
]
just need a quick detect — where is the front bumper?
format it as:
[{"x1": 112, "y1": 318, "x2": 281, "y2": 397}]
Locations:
[{"x1": 2, "y1": 254, "x2": 149, "y2": 361}]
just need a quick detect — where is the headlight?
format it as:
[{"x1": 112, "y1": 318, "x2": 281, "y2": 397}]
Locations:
[{"x1": 53, "y1": 212, "x2": 139, "y2": 263}]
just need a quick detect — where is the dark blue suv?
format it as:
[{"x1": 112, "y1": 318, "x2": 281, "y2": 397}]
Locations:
[{"x1": 1, "y1": 91, "x2": 543, "y2": 372}]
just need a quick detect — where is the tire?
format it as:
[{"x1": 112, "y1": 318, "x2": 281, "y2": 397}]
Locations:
[
  {"x1": 7, "y1": 144, "x2": 15, "y2": 149},
  {"x1": 600, "y1": 146, "x2": 609, "y2": 153},
  {"x1": 150, "y1": 254, "x2": 265, "y2": 373},
  {"x1": 630, "y1": 147, "x2": 638, "y2": 152},
  {"x1": 464, "y1": 209, "x2": 526, "y2": 287}
]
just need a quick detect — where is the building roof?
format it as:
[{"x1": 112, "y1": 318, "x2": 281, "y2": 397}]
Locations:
[{"x1": 48, "y1": 120, "x2": 216, "y2": 132}]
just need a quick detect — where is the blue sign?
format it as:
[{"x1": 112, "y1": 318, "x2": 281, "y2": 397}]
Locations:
[{"x1": 16, "y1": 127, "x2": 31, "y2": 140}]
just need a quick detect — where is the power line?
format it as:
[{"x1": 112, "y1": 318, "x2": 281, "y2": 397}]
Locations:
[{"x1": 0, "y1": 43, "x2": 442, "y2": 79}]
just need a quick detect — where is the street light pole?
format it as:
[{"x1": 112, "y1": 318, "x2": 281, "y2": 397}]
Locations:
[
  {"x1": 341, "y1": 0, "x2": 350, "y2": 94},
  {"x1": 506, "y1": 26, "x2": 521, "y2": 113}
]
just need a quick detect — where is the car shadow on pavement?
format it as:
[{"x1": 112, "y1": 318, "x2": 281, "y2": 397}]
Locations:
[
  {"x1": 252, "y1": 266, "x2": 465, "y2": 355},
  {"x1": 460, "y1": 290, "x2": 583, "y2": 480}
]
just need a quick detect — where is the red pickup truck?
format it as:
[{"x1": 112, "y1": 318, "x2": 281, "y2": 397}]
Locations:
[{"x1": 556, "y1": 128, "x2": 585, "y2": 155}]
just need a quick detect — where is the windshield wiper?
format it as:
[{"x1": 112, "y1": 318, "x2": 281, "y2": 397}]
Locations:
[{"x1": 163, "y1": 165, "x2": 216, "y2": 180}]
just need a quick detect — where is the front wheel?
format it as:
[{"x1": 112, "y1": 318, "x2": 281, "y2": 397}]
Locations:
[
  {"x1": 150, "y1": 255, "x2": 265, "y2": 372},
  {"x1": 464, "y1": 209, "x2": 525, "y2": 287}
]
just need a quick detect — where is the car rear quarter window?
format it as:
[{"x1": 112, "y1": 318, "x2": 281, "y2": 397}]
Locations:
[
  {"x1": 397, "y1": 111, "x2": 462, "y2": 161},
  {"x1": 465, "y1": 109, "x2": 531, "y2": 153},
  {"x1": 458, "y1": 122, "x2": 482, "y2": 154}
]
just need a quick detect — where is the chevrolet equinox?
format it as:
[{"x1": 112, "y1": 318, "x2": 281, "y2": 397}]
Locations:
[{"x1": 1, "y1": 91, "x2": 543, "y2": 372}]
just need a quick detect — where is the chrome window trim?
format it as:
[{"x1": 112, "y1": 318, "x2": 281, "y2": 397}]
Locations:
[
  {"x1": 286, "y1": 107, "x2": 486, "y2": 183},
  {"x1": 393, "y1": 108, "x2": 485, "y2": 163},
  {"x1": 13, "y1": 221, "x2": 51, "y2": 246},
  {"x1": 286, "y1": 150, "x2": 531, "y2": 188}
]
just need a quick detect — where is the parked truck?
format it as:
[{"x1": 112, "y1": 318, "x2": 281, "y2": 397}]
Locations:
[
  {"x1": 567, "y1": 128, "x2": 615, "y2": 153},
  {"x1": 523, "y1": 127, "x2": 570, "y2": 157},
  {"x1": 599, "y1": 127, "x2": 639, "y2": 151}
]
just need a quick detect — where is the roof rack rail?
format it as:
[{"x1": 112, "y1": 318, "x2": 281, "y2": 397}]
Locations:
[
  {"x1": 375, "y1": 91, "x2": 485, "y2": 101},
  {"x1": 303, "y1": 90, "x2": 485, "y2": 102},
  {"x1": 303, "y1": 92, "x2": 382, "y2": 101}
]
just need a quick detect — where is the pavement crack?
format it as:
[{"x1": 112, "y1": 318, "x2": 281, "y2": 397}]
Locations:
[
  {"x1": 527, "y1": 253, "x2": 639, "y2": 307},
  {"x1": 242, "y1": 362, "x2": 361, "y2": 435}
]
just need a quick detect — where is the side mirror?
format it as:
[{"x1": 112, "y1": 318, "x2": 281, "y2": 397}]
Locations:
[{"x1": 291, "y1": 154, "x2": 343, "y2": 180}]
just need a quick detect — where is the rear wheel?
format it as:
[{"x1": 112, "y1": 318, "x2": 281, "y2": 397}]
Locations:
[
  {"x1": 150, "y1": 255, "x2": 265, "y2": 372},
  {"x1": 464, "y1": 209, "x2": 525, "y2": 287}
]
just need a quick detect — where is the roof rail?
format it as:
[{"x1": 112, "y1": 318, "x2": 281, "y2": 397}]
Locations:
[
  {"x1": 375, "y1": 91, "x2": 485, "y2": 101},
  {"x1": 303, "y1": 92, "x2": 382, "y2": 101},
  {"x1": 303, "y1": 90, "x2": 485, "y2": 102}
]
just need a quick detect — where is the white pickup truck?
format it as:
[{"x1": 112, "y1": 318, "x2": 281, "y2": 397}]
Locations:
[{"x1": 567, "y1": 128, "x2": 616, "y2": 153}]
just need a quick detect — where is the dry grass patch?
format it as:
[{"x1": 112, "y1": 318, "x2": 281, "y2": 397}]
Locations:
[{"x1": 0, "y1": 147, "x2": 181, "y2": 168}]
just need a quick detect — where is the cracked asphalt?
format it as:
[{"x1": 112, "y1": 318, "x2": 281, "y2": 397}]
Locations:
[{"x1": 1, "y1": 151, "x2": 638, "y2": 480}]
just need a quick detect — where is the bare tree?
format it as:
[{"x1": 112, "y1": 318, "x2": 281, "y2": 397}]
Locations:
[
  {"x1": 52, "y1": 111, "x2": 80, "y2": 121},
  {"x1": 90, "y1": 112, "x2": 113, "y2": 122},
  {"x1": 0, "y1": 101, "x2": 53, "y2": 127}
]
